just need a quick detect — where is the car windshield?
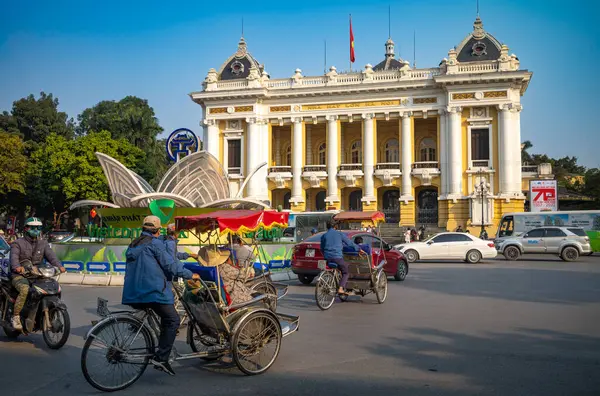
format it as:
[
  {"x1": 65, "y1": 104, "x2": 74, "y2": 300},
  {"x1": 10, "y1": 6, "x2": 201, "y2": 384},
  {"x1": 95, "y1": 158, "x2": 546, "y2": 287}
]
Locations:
[{"x1": 567, "y1": 228, "x2": 587, "y2": 237}]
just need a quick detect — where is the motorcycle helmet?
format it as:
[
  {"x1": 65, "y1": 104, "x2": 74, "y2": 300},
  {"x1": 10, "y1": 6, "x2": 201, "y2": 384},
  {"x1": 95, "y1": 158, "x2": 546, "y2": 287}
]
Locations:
[{"x1": 25, "y1": 217, "x2": 43, "y2": 238}]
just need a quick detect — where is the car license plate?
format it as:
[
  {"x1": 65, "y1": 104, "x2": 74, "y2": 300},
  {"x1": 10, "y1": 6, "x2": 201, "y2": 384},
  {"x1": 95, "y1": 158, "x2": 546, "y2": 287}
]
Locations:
[
  {"x1": 317, "y1": 260, "x2": 327, "y2": 270},
  {"x1": 305, "y1": 249, "x2": 315, "y2": 257}
]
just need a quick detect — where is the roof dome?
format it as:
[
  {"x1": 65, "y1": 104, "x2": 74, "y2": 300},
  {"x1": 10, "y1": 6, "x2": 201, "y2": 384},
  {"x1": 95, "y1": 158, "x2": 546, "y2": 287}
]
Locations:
[
  {"x1": 217, "y1": 37, "x2": 264, "y2": 81},
  {"x1": 373, "y1": 37, "x2": 409, "y2": 71},
  {"x1": 454, "y1": 16, "x2": 502, "y2": 62}
]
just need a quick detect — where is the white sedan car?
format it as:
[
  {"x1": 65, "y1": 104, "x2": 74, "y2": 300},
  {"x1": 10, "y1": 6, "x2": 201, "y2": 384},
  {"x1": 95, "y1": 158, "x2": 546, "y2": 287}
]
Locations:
[{"x1": 394, "y1": 232, "x2": 497, "y2": 263}]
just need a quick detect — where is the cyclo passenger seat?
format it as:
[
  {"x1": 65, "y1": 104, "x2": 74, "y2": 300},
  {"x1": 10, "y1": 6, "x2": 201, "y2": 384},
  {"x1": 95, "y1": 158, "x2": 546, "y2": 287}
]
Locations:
[{"x1": 183, "y1": 263, "x2": 231, "y2": 306}]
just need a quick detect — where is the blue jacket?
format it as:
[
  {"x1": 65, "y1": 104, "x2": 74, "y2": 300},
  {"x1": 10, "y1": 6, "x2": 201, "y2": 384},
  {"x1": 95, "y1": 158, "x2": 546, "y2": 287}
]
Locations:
[
  {"x1": 161, "y1": 235, "x2": 189, "y2": 261},
  {"x1": 320, "y1": 229, "x2": 359, "y2": 260},
  {"x1": 122, "y1": 232, "x2": 193, "y2": 305}
]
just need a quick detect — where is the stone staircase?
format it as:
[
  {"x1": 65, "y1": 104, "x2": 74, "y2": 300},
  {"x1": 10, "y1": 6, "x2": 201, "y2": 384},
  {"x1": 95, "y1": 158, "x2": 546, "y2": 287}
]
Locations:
[{"x1": 378, "y1": 223, "x2": 447, "y2": 245}]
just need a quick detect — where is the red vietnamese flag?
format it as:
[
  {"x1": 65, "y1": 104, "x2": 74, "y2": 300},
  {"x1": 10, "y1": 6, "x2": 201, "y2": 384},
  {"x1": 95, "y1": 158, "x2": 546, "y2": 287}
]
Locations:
[{"x1": 349, "y1": 15, "x2": 356, "y2": 63}]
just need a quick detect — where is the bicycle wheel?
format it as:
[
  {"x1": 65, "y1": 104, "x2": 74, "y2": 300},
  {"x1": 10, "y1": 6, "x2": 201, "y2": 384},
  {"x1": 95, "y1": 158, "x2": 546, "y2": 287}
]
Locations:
[
  {"x1": 375, "y1": 272, "x2": 388, "y2": 304},
  {"x1": 315, "y1": 271, "x2": 336, "y2": 311},
  {"x1": 250, "y1": 281, "x2": 277, "y2": 312},
  {"x1": 232, "y1": 311, "x2": 282, "y2": 375},
  {"x1": 81, "y1": 316, "x2": 154, "y2": 392}
]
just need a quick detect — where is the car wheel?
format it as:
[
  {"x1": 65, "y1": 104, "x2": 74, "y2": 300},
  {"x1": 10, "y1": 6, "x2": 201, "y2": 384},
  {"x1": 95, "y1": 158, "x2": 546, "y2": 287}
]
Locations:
[
  {"x1": 298, "y1": 274, "x2": 315, "y2": 285},
  {"x1": 561, "y1": 246, "x2": 579, "y2": 262},
  {"x1": 466, "y1": 249, "x2": 482, "y2": 264},
  {"x1": 394, "y1": 260, "x2": 408, "y2": 281},
  {"x1": 404, "y1": 249, "x2": 419, "y2": 263},
  {"x1": 503, "y1": 246, "x2": 520, "y2": 261}
]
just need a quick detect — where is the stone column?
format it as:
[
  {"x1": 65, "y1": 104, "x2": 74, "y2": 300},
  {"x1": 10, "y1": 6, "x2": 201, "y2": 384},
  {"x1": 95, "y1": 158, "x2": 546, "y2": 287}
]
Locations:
[
  {"x1": 447, "y1": 107, "x2": 463, "y2": 197},
  {"x1": 511, "y1": 104, "x2": 523, "y2": 196},
  {"x1": 498, "y1": 105, "x2": 513, "y2": 196},
  {"x1": 245, "y1": 118, "x2": 260, "y2": 198},
  {"x1": 400, "y1": 112, "x2": 413, "y2": 199},
  {"x1": 306, "y1": 124, "x2": 312, "y2": 165},
  {"x1": 204, "y1": 119, "x2": 219, "y2": 159},
  {"x1": 340, "y1": 128, "x2": 345, "y2": 164},
  {"x1": 362, "y1": 113, "x2": 375, "y2": 201},
  {"x1": 326, "y1": 115, "x2": 339, "y2": 203},
  {"x1": 438, "y1": 110, "x2": 448, "y2": 197},
  {"x1": 291, "y1": 118, "x2": 304, "y2": 203}
]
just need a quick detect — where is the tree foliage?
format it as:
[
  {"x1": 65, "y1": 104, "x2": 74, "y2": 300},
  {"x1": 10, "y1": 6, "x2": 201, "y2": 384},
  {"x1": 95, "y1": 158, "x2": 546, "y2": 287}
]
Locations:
[
  {"x1": 0, "y1": 130, "x2": 28, "y2": 197},
  {"x1": 0, "y1": 92, "x2": 74, "y2": 144},
  {"x1": 28, "y1": 131, "x2": 145, "y2": 215}
]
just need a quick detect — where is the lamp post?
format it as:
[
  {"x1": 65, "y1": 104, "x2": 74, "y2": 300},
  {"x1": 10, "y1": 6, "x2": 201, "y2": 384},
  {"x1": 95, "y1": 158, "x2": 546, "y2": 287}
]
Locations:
[{"x1": 476, "y1": 170, "x2": 491, "y2": 239}]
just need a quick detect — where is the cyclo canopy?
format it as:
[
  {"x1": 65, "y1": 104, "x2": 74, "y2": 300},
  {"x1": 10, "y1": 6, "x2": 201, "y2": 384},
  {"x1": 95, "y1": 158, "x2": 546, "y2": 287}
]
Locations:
[
  {"x1": 175, "y1": 210, "x2": 289, "y2": 234},
  {"x1": 333, "y1": 211, "x2": 385, "y2": 225}
]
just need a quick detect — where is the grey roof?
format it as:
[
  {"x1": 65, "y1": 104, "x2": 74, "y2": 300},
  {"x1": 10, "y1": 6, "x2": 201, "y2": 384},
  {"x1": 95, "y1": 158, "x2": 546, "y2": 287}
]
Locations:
[
  {"x1": 454, "y1": 16, "x2": 503, "y2": 63},
  {"x1": 218, "y1": 38, "x2": 263, "y2": 81},
  {"x1": 373, "y1": 57, "x2": 406, "y2": 71}
]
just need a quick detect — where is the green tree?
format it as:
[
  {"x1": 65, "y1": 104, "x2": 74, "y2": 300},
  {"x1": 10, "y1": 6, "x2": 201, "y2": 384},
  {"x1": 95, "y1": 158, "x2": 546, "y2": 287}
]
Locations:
[
  {"x1": 77, "y1": 96, "x2": 167, "y2": 184},
  {"x1": 521, "y1": 140, "x2": 533, "y2": 163},
  {"x1": 28, "y1": 131, "x2": 144, "y2": 216},
  {"x1": 2, "y1": 92, "x2": 74, "y2": 144},
  {"x1": 0, "y1": 130, "x2": 28, "y2": 201},
  {"x1": 583, "y1": 168, "x2": 600, "y2": 202}
]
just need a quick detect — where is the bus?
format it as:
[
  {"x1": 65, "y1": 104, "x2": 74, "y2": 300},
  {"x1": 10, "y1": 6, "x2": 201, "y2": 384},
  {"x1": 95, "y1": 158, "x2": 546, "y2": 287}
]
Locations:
[
  {"x1": 496, "y1": 211, "x2": 600, "y2": 252},
  {"x1": 278, "y1": 210, "x2": 340, "y2": 243}
]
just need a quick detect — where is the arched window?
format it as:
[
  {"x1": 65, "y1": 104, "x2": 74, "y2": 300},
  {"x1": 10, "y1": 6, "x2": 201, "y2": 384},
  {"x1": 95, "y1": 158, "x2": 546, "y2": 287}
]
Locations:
[
  {"x1": 283, "y1": 145, "x2": 291, "y2": 167},
  {"x1": 385, "y1": 139, "x2": 399, "y2": 163},
  {"x1": 318, "y1": 142, "x2": 326, "y2": 165},
  {"x1": 419, "y1": 138, "x2": 437, "y2": 162},
  {"x1": 350, "y1": 140, "x2": 362, "y2": 164}
]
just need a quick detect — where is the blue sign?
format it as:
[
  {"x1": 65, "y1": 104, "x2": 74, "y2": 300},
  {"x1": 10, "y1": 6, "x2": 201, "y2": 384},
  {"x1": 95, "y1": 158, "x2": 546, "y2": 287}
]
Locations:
[
  {"x1": 114, "y1": 262, "x2": 127, "y2": 273},
  {"x1": 268, "y1": 260, "x2": 291, "y2": 269},
  {"x1": 166, "y1": 128, "x2": 199, "y2": 162},
  {"x1": 63, "y1": 261, "x2": 84, "y2": 272},
  {"x1": 87, "y1": 261, "x2": 110, "y2": 273}
]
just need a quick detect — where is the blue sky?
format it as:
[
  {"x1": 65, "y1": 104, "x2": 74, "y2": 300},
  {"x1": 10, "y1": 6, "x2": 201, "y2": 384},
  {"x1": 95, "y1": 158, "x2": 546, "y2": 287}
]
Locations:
[{"x1": 1, "y1": 0, "x2": 599, "y2": 168}]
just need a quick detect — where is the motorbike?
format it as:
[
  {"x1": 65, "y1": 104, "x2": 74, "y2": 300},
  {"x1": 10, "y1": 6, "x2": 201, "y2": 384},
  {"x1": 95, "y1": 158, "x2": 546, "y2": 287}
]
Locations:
[{"x1": 0, "y1": 256, "x2": 70, "y2": 349}]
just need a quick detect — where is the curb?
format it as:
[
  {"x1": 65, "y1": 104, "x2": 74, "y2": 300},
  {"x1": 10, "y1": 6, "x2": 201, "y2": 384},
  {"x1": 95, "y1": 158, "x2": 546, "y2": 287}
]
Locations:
[{"x1": 58, "y1": 270, "x2": 296, "y2": 286}]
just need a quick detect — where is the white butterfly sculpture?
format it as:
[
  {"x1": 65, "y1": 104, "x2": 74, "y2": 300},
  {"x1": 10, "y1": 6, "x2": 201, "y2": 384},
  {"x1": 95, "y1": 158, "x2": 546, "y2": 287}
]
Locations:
[{"x1": 69, "y1": 151, "x2": 268, "y2": 210}]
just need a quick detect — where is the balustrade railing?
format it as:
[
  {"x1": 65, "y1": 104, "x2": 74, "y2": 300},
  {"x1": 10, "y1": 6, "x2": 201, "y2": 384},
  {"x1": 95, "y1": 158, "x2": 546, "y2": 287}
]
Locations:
[
  {"x1": 302, "y1": 165, "x2": 327, "y2": 173},
  {"x1": 521, "y1": 165, "x2": 538, "y2": 173},
  {"x1": 228, "y1": 167, "x2": 242, "y2": 175},
  {"x1": 472, "y1": 160, "x2": 490, "y2": 168},
  {"x1": 339, "y1": 164, "x2": 363, "y2": 171},
  {"x1": 375, "y1": 163, "x2": 401, "y2": 171},
  {"x1": 412, "y1": 161, "x2": 440, "y2": 169},
  {"x1": 268, "y1": 166, "x2": 292, "y2": 174}
]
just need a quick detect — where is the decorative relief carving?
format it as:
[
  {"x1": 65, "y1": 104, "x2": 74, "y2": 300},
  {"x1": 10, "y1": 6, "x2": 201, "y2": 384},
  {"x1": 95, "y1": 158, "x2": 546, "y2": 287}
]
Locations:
[
  {"x1": 483, "y1": 91, "x2": 508, "y2": 98},
  {"x1": 472, "y1": 107, "x2": 487, "y2": 118},
  {"x1": 270, "y1": 105, "x2": 291, "y2": 113},
  {"x1": 413, "y1": 97, "x2": 437, "y2": 104},
  {"x1": 235, "y1": 106, "x2": 253, "y2": 112},
  {"x1": 209, "y1": 107, "x2": 227, "y2": 114},
  {"x1": 452, "y1": 93, "x2": 476, "y2": 100}
]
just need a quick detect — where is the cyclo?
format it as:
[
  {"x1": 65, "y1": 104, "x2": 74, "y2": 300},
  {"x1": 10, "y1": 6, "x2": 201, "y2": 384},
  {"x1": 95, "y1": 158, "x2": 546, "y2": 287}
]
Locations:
[
  {"x1": 314, "y1": 211, "x2": 388, "y2": 310},
  {"x1": 80, "y1": 210, "x2": 300, "y2": 392}
]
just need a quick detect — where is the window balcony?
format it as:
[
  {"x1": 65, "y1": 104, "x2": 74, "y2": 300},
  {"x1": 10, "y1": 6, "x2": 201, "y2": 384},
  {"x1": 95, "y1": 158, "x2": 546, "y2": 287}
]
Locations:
[
  {"x1": 227, "y1": 167, "x2": 244, "y2": 179},
  {"x1": 411, "y1": 161, "x2": 440, "y2": 186},
  {"x1": 267, "y1": 166, "x2": 293, "y2": 189},
  {"x1": 374, "y1": 163, "x2": 401, "y2": 186},
  {"x1": 470, "y1": 160, "x2": 491, "y2": 169},
  {"x1": 302, "y1": 165, "x2": 327, "y2": 188},
  {"x1": 338, "y1": 164, "x2": 363, "y2": 187}
]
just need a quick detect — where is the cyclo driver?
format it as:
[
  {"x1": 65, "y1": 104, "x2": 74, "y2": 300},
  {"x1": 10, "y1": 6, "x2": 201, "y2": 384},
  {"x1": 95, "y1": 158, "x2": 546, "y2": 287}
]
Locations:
[
  {"x1": 9, "y1": 217, "x2": 66, "y2": 331},
  {"x1": 320, "y1": 220, "x2": 364, "y2": 296}
]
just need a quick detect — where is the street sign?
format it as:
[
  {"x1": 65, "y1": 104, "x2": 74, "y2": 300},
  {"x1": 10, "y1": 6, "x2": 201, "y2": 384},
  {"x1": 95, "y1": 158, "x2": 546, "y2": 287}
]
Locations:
[
  {"x1": 63, "y1": 261, "x2": 84, "y2": 272},
  {"x1": 114, "y1": 262, "x2": 127, "y2": 273},
  {"x1": 87, "y1": 262, "x2": 110, "y2": 272},
  {"x1": 530, "y1": 180, "x2": 558, "y2": 212}
]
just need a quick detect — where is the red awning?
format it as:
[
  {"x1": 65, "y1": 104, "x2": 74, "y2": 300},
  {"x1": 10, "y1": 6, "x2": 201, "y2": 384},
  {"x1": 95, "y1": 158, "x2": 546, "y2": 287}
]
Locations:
[
  {"x1": 175, "y1": 210, "x2": 289, "y2": 234},
  {"x1": 333, "y1": 211, "x2": 385, "y2": 224}
]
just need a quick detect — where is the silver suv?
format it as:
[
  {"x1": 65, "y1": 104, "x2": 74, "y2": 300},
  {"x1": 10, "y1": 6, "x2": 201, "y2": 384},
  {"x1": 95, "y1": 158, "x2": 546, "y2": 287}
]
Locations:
[{"x1": 495, "y1": 226, "x2": 591, "y2": 261}]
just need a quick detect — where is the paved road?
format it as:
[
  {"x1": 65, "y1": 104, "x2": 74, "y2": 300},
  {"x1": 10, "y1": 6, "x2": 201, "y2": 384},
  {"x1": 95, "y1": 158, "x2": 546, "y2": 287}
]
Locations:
[{"x1": 2, "y1": 256, "x2": 600, "y2": 396}]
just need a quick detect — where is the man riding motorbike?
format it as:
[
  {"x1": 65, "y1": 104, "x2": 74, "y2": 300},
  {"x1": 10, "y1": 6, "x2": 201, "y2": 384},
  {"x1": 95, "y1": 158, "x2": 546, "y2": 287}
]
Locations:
[{"x1": 9, "y1": 217, "x2": 66, "y2": 331}]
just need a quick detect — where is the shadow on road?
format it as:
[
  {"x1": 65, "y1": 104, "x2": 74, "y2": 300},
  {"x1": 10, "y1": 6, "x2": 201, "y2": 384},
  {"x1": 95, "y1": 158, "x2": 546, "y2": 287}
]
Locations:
[
  {"x1": 404, "y1": 266, "x2": 600, "y2": 304},
  {"x1": 365, "y1": 326, "x2": 600, "y2": 396}
]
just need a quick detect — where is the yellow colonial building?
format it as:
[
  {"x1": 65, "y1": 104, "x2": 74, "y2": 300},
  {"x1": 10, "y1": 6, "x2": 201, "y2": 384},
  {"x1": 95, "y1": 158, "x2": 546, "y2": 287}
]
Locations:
[{"x1": 191, "y1": 16, "x2": 544, "y2": 231}]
